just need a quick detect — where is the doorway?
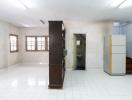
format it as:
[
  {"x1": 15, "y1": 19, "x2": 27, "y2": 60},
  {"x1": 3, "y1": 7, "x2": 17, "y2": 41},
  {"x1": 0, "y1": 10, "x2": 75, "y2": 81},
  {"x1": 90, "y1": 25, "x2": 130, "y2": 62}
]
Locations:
[{"x1": 73, "y1": 34, "x2": 86, "y2": 70}]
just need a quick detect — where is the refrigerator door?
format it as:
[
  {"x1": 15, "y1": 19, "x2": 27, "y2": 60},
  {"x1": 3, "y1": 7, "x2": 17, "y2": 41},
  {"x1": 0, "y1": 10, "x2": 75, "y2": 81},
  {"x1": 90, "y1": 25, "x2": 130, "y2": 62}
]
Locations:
[{"x1": 112, "y1": 54, "x2": 126, "y2": 75}]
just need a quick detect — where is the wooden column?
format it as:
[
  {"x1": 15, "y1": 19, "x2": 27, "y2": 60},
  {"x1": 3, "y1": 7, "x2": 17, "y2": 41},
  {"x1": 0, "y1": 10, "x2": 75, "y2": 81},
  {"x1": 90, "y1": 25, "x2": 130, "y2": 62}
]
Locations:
[{"x1": 48, "y1": 21, "x2": 65, "y2": 89}]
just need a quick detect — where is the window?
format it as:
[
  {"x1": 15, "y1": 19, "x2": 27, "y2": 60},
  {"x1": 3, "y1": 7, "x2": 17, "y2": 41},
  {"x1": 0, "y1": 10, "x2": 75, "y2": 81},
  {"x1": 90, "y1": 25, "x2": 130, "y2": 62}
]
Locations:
[
  {"x1": 26, "y1": 36, "x2": 49, "y2": 51},
  {"x1": 10, "y1": 34, "x2": 18, "y2": 52},
  {"x1": 37, "y1": 37, "x2": 45, "y2": 51},
  {"x1": 26, "y1": 37, "x2": 35, "y2": 51}
]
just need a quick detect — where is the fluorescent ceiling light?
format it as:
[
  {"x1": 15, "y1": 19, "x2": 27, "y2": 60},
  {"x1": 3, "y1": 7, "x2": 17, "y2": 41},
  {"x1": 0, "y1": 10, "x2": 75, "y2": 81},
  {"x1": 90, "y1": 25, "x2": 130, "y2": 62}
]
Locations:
[
  {"x1": 111, "y1": 0, "x2": 125, "y2": 7},
  {"x1": 22, "y1": 24, "x2": 30, "y2": 27},
  {"x1": 119, "y1": 0, "x2": 132, "y2": 8},
  {"x1": 113, "y1": 22, "x2": 120, "y2": 26},
  {"x1": 19, "y1": 0, "x2": 35, "y2": 9},
  {"x1": 9, "y1": 0, "x2": 26, "y2": 10}
]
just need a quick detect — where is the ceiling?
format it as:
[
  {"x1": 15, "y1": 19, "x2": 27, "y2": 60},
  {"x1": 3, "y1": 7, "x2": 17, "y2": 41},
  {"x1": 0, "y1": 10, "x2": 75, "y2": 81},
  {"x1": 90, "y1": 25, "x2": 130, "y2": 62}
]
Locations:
[{"x1": 0, "y1": 0, "x2": 132, "y2": 27}]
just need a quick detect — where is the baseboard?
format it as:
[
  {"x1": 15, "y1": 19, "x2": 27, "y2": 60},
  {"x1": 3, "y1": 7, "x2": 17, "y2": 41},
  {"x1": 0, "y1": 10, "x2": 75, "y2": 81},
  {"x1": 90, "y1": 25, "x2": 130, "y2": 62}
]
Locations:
[
  {"x1": 0, "y1": 63, "x2": 19, "y2": 70},
  {"x1": 86, "y1": 67, "x2": 103, "y2": 69},
  {"x1": 18, "y1": 62, "x2": 49, "y2": 66},
  {"x1": 65, "y1": 68, "x2": 73, "y2": 71},
  {"x1": 65, "y1": 67, "x2": 103, "y2": 71}
]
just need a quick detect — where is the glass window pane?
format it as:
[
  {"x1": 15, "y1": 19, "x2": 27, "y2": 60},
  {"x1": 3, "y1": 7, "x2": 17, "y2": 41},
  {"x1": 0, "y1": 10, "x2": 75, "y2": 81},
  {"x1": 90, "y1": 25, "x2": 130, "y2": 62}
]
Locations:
[
  {"x1": 32, "y1": 46, "x2": 35, "y2": 50},
  {"x1": 11, "y1": 46, "x2": 14, "y2": 51},
  {"x1": 41, "y1": 37, "x2": 45, "y2": 41},
  {"x1": 41, "y1": 46, "x2": 45, "y2": 50},
  {"x1": 38, "y1": 46, "x2": 41, "y2": 50},
  {"x1": 31, "y1": 38, "x2": 35, "y2": 41},
  {"x1": 27, "y1": 46, "x2": 31, "y2": 50},
  {"x1": 38, "y1": 42, "x2": 42, "y2": 45},
  {"x1": 37, "y1": 37, "x2": 41, "y2": 41},
  {"x1": 27, "y1": 42, "x2": 32, "y2": 45},
  {"x1": 10, "y1": 35, "x2": 18, "y2": 52},
  {"x1": 14, "y1": 46, "x2": 16, "y2": 50},
  {"x1": 27, "y1": 37, "x2": 35, "y2": 51},
  {"x1": 13, "y1": 36, "x2": 17, "y2": 41},
  {"x1": 26, "y1": 36, "x2": 47, "y2": 51},
  {"x1": 37, "y1": 37, "x2": 45, "y2": 50},
  {"x1": 27, "y1": 37, "x2": 32, "y2": 41},
  {"x1": 40, "y1": 42, "x2": 44, "y2": 45}
]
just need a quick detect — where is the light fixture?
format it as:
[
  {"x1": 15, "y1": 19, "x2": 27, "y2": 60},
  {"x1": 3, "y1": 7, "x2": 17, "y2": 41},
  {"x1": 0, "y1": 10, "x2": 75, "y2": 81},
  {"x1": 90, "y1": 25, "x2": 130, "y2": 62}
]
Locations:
[
  {"x1": 111, "y1": 0, "x2": 125, "y2": 7},
  {"x1": 22, "y1": 24, "x2": 30, "y2": 27},
  {"x1": 111, "y1": 0, "x2": 132, "y2": 8},
  {"x1": 19, "y1": 0, "x2": 35, "y2": 9},
  {"x1": 113, "y1": 22, "x2": 120, "y2": 26},
  {"x1": 119, "y1": 0, "x2": 132, "y2": 8},
  {"x1": 10, "y1": 0, "x2": 35, "y2": 10},
  {"x1": 9, "y1": 0, "x2": 26, "y2": 10}
]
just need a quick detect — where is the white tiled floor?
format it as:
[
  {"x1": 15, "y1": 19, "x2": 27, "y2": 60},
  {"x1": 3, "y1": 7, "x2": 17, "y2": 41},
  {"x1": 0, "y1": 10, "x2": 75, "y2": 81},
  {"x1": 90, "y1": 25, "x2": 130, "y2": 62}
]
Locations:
[{"x1": 0, "y1": 64, "x2": 132, "y2": 100}]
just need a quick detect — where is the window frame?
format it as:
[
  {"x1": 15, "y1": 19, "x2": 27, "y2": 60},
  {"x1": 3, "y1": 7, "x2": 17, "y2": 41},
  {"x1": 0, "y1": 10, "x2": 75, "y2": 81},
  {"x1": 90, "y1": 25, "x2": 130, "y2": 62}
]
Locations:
[
  {"x1": 36, "y1": 36, "x2": 46, "y2": 51},
  {"x1": 45, "y1": 36, "x2": 49, "y2": 51},
  {"x1": 10, "y1": 34, "x2": 19, "y2": 53},
  {"x1": 25, "y1": 36, "x2": 36, "y2": 51},
  {"x1": 25, "y1": 35, "x2": 49, "y2": 52}
]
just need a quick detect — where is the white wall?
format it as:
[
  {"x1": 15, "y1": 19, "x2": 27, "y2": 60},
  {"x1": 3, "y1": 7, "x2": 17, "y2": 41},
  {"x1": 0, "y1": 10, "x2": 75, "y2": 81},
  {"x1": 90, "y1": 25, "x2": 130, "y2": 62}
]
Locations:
[
  {"x1": 8, "y1": 25, "x2": 19, "y2": 66},
  {"x1": 19, "y1": 27, "x2": 49, "y2": 65},
  {"x1": 72, "y1": 34, "x2": 77, "y2": 69},
  {"x1": 0, "y1": 20, "x2": 114, "y2": 70},
  {"x1": 65, "y1": 21, "x2": 113, "y2": 70},
  {"x1": 0, "y1": 20, "x2": 19, "y2": 68},
  {"x1": 0, "y1": 21, "x2": 9, "y2": 68},
  {"x1": 0, "y1": 22, "x2": 49, "y2": 67}
]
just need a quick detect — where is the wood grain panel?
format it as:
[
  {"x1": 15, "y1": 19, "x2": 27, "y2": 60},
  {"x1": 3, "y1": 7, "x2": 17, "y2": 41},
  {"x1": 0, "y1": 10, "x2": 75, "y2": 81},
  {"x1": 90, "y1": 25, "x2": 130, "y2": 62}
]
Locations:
[{"x1": 48, "y1": 21, "x2": 65, "y2": 89}]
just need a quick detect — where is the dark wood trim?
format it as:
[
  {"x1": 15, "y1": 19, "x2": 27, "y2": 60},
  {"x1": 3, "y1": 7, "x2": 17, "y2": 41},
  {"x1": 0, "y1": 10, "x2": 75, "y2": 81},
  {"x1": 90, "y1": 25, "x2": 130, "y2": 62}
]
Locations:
[
  {"x1": 48, "y1": 84, "x2": 63, "y2": 89},
  {"x1": 9, "y1": 34, "x2": 19, "y2": 53},
  {"x1": 25, "y1": 35, "x2": 49, "y2": 52},
  {"x1": 126, "y1": 57, "x2": 132, "y2": 74},
  {"x1": 48, "y1": 64, "x2": 63, "y2": 89},
  {"x1": 35, "y1": 36, "x2": 37, "y2": 51},
  {"x1": 45, "y1": 36, "x2": 49, "y2": 51},
  {"x1": 49, "y1": 21, "x2": 65, "y2": 89}
]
